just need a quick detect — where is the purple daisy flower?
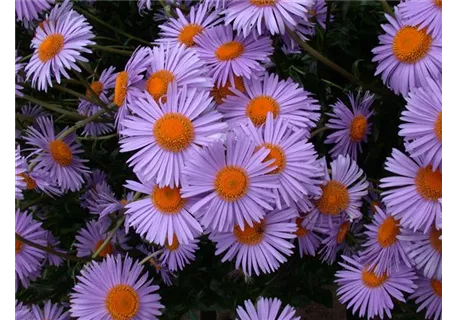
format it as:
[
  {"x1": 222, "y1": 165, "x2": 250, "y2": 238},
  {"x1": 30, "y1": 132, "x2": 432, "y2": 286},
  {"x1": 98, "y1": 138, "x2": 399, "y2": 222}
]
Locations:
[
  {"x1": 45, "y1": 231, "x2": 65, "y2": 267},
  {"x1": 358, "y1": 206, "x2": 412, "y2": 276},
  {"x1": 194, "y1": 25, "x2": 273, "y2": 87},
  {"x1": 137, "y1": 244, "x2": 176, "y2": 286},
  {"x1": 308, "y1": 0, "x2": 332, "y2": 31},
  {"x1": 236, "y1": 297, "x2": 300, "y2": 320},
  {"x1": 124, "y1": 176, "x2": 203, "y2": 246},
  {"x1": 24, "y1": 117, "x2": 89, "y2": 192},
  {"x1": 15, "y1": 146, "x2": 27, "y2": 200},
  {"x1": 87, "y1": 187, "x2": 133, "y2": 218},
  {"x1": 372, "y1": 9, "x2": 442, "y2": 96},
  {"x1": 294, "y1": 216, "x2": 322, "y2": 257},
  {"x1": 398, "y1": 0, "x2": 442, "y2": 39},
  {"x1": 380, "y1": 149, "x2": 441, "y2": 232},
  {"x1": 74, "y1": 218, "x2": 130, "y2": 258},
  {"x1": 15, "y1": 210, "x2": 47, "y2": 287},
  {"x1": 223, "y1": 0, "x2": 313, "y2": 37},
  {"x1": 16, "y1": 52, "x2": 25, "y2": 97},
  {"x1": 25, "y1": 9, "x2": 95, "y2": 92},
  {"x1": 157, "y1": 3, "x2": 222, "y2": 48},
  {"x1": 239, "y1": 113, "x2": 322, "y2": 209},
  {"x1": 31, "y1": 301, "x2": 70, "y2": 320},
  {"x1": 325, "y1": 91, "x2": 374, "y2": 161},
  {"x1": 20, "y1": 104, "x2": 49, "y2": 121},
  {"x1": 181, "y1": 132, "x2": 279, "y2": 232},
  {"x1": 70, "y1": 254, "x2": 164, "y2": 320},
  {"x1": 16, "y1": 301, "x2": 30, "y2": 319},
  {"x1": 399, "y1": 77, "x2": 442, "y2": 171},
  {"x1": 159, "y1": 235, "x2": 199, "y2": 271},
  {"x1": 203, "y1": 0, "x2": 227, "y2": 10},
  {"x1": 410, "y1": 274, "x2": 442, "y2": 320},
  {"x1": 120, "y1": 83, "x2": 226, "y2": 187},
  {"x1": 137, "y1": 0, "x2": 152, "y2": 15},
  {"x1": 210, "y1": 207, "x2": 297, "y2": 276},
  {"x1": 335, "y1": 255, "x2": 417, "y2": 320},
  {"x1": 20, "y1": 167, "x2": 63, "y2": 197},
  {"x1": 219, "y1": 72, "x2": 321, "y2": 131},
  {"x1": 80, "y1": 169, "x2": 109, "y2": 209},
  {"x1": 15, "y1": 0, "x2": 53, "y2": 22}
]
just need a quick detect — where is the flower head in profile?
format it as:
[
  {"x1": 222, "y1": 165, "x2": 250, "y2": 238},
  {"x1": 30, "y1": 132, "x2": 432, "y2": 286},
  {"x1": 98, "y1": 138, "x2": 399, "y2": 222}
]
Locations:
[
  {"x1": 398, "y1": 0, "x2": 442, "y2": 38},
  {"x1": 31, "y1": 301, "x2": 70, "y2": 320},
  {"x1": 363, "y1": 182, "x2": 385, "y2": 218},
  {"x1": 18, "y1": 167, "x2": 63, "y2": 197},
  {"x1": 44, "y1": 231, "x2": 65, "y2": 267},
  {"x1": 159, "y1": 235, "x2": 199, "y2": 271},
  {"x1": 15, "y1": 52, "x2": 25, "y2": 97},
  {"x1": 410, "y1": 274, "x2": 442, "y2": 320},
  {"x1": 236, "y1": 297, "x2": 300, "y2": 320},
  {"x1": 137, "y1": 244, "x2": 176, "y2": 286},
  {"x1": 15, "y1": 146, "x2": 27, "y2": 200},
  {"x1": 137, "y1": 0, "x2": 153, "y2": 15},
  {"x1": 15, "y1": 0, "x2": 53, "y2": 22}
]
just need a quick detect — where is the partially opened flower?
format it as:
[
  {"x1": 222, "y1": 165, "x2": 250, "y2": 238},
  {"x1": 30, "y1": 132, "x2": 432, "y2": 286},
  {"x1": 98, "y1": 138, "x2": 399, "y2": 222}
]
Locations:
[
  {"x1": 398, "y1": 0, "x2": 442, "y2": 38},
  {"x1": 15, "y1": 146, "x2": 27, "y2": 200},
  {"x1": 80, "y1": 169, "x2": 109, "y2": 209},
  {"x1": 335, "y1": 255, "x2": 417, "y2": 320},
  {"x1": 181, "y1": 132, "x2": 279, "y2": 232},
  {"x1": 210, "y1": 207, "x2": 297, "y2": 276},
  {"x1": 220, "y1": 72, "x2": 320, "y2": 131},
  {"x1": 19, "y1": 168, "x2": 63, "y2": 197},
  {"x1": 294, "y1": 216, "x2": 322, "y2": 257},
  {"x1": 25, "y1": 9, "x2": 95, "y2": 91},
  {"x1": 15, "y1": 52, "x2": 25, "y2": 97},
  {"x1": 70, "y1": 255, "x2": 164, "y2": 320},
  {"x1": 308, "y1": 0, "x2": 333, "y2": 32},
  {"x1": 380, "y1": 149, "x2": 441, "y2": 232},
  {"x1": 137, "y1": 244, "x2": 176, "y2": 286},
  {"x1": 194, "y1": 25, "x2": 273, "y2": 86},
  {"x1": 138, "y1": 0, "x2": 152, "y2": 15},
  {"x1": 159, "y1": 235, "x2": 199, "y2": 271},
  {"x1": 24, "y1": 117, "x2": 89, "y2": 192},
  {"x1": 20, "y1": 104, "x2": 49, "y2": 123},
  {"x1": 31, "y1": 301, "x2": 70, "y2": 320},
  {"x1": 363, "y1": 183, "x2": 384, "y2": 218},
  {"x1": 87, "y1": 188, "x2": 133, "y2": 218},
  {"x1": 372, "y1": 9, "x2": 442, "y2": 96},
  {"x1": 120, "y1": 84, "x2": 226, "y2": 187},
  {"x1": 325, "y1": 91, "x2": 374, "y2": 161},
  {"x1": 236, "y1": 297, "x2": 300, "y2": 320},
  {"x1": 44, "y1": 231, "x2": 65, "y2": 267},
  {"x1": 410, "y1": 275, "x2": 442, "y2": 320},
  {"x1": 15, "y1": 0, "x2": 53, "y2": 22}
]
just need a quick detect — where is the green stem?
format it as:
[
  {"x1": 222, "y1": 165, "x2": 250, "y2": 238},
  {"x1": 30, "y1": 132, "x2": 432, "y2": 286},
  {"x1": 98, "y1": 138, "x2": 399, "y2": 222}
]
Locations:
[
  {"x1": 21, "y1": 95, "x2": 86, "y2": 120},
  {"x1": 19, "y1": 195, "x2": 47, "y2": 211},
  {"x1": 139, "y1": 249, "x2": 163, "y2": 265},
  {"x1": 18, "y1": 54, "x2": 32, "y2": 63},
  {"x1": 77, "y1": 133, "x2": 118, "y2": 141},
  {"x1": 91, "y1": 216, "x2": 126, "y2": 259},
  {"x1": 368, "y1": 187, "x2": 383, "y2": 194},
  {"x1": 310, "y1": 126, "x2": 329, "y2": 138},
  {"x1": 73, "y1": 70, "x2": 114, "y2": 116},
  {"x1": 57, "y1": 108, "x2": 107, "y2": 140},
  {"x1": 53, "y1": 84, "x2": 99, "y2": 106},
  {"x1": 91, "y1": 45, "x2": 133, "y2": 56},
  {"x1": 378, "y1": 0, "x2": 394, "y2": 16}
]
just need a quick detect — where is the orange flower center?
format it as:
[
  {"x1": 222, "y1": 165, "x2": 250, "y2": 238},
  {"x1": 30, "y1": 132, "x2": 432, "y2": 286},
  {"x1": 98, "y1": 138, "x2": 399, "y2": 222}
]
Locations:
[
  {"x1": 250, "y1": 0, "x2": 275, "y2": 6},
  {"x1": 215, "y1": 41, "x2": 244, "y2": 61},
  {"x1": 120, "y1": 199, "x2": 128, "y2": 206},
  {"x1": 105, "y1": 284, "x2": 140, "y2": 320},
  {"x1": 18, "y1": 173, "x2": 37, "y2": 190},
  {"x1": 415, "y1": 165, "x2": 442, "y2": 201},
  {"x1": 377, "y1": 216, "x2": 400, "y2": 248},
  {"x1": 370, "y1": 201, "x2": 381, "y2": 213},
  {"x1": 85, "y1": 81, "x2": 104, "y2": 98},
  {"x1": 431, "y1": 279, "x2": 442, "y2": 297},
  {"x1": 210, "y1": 76, "x2": 246, "y2": 105},
  {"x1": 295, "y1": 217, "x2": 309, "y2": 237},
  {"x1": 94, "y1": 240, "x2": 114, "y2": 258},
  {"x1": 214, "y1": 166, "x2": 249, "y2": 201},
  {"x1": 434, "y1": 0, "x2": 442, "y2": 9},
  {"x1": 429, "y1": 227, "x2": 442, "y2": 254},
  {"x1": 259, "y1": 143, "x2": 286, "y2": 174},
  {"x1": 435, "y1": 111, "x2": 442, "y2": 141},
  {"x1": 178, "y1": 24, "x2": 204, "y2": 47},
  {"x1": 316, "y1": 181, "x2": 349, "y2": 215},
  {"x1": 234, "y1": 220, "x2": 266, "y2": 245},
  {"x1": 362, "y1": 269, "x2": 388, "y2": 288},
  {"x1": 153, "y1": 113, "x2": 194, "y2": 152},
  {"x1": 393, "y1": 26, "x2": 432, "y2": 64},
  {"x1": 151, "y1": 185, "x2": 186, "y2": 214},
  {"x1": 114, "y1": 71, "x2": 128, "y2": 107},
  {"x1": 350, "y1": 115, "x2": 368, "y2": 142},
  {"x1": 146, "y1": 70, "x2": 175, "y2": 102},
  {"x1": 49, "y1": 140, "x2": 73, "y2": 167},
  {"x1": 165, "y1": 234, "x2": 180, "y2": 251},
  {"x1": 246, "y1": 95, "x2": 280, "y2": 126},
  {"x1": 38, "y1": 33, "x2": 64, "y2": 62},
  {"x1": 336, "y1": 221, "x2": 350, "y2": 244},
  {"x1": 15, "y1": 239, "x2": 23, "y2": 254}
]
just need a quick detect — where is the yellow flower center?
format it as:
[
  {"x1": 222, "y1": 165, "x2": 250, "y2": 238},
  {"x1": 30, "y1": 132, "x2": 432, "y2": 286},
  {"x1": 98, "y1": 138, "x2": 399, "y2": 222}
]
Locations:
[
  {"x1": 215, "y1": 41, "x2": 244, "y2": 61},
  {"x1": 114, "y1": 71, "x2": 128, "y2": 107},
  {"x1": 38, "y1": 33, "x2": 64, "y2": 62},
  {"x1": 316, "y1": 181, "x2": 349, "y2": 215},
  {"x1": 435, "y1": 111, "x2": 442, "y2": 141},
  {"x1": 434, "y1": 0, "x2": 442, "y2": 9},
  {"x1": 165, "y1": 234, "x2": 180, "y2": 251},
  {"x1": 362, "y1": 269, "x2": 388, "y2": 288},
  {"x1": 151, "y1": 185, "x2": 186, "y2": 214},
  {"x1": 350, "y1": 115, "x2": 368, "y2": 142},
  {"x1": 94, "y1": 240, "x2": 114, "y2": 258},
  {"x1": 49, "y1": 140, "x2": 73, "y2": 167},
  {"x1": 250, "y1": 0, "x2": 275, "y2": 6},
  {"x1": 415, "y1": 165, "x2": 442, "y2": 201},
  {"x1": 214, "y1": 166, "x2": 249, "y2": 201},
  {"x1": 392, "y1": 26, "x2": 432, "y2": 64},
  {"x1": 153, "y1": 113, "x2": 195, "y2": 153},
  {"x1": 105, "y1": 284, "x2": 140, "y2": 320},
  {"x1": 336, "y1": 221, "x2": 350, "y2": 244},
  {"x1": 85, "y1": 81, "x2": 104, "y2": 98},
  {"x1": 431, "y1": 279, "x2": 442, "y2": 297},
  {"x1": 295, "y1": 217, "x2": 309, "y2": 237},
  {"x1": 234, "y1": 219, "x2": 266, "y2": 245},
  {"x1": 15, "y1": 239, "x2": 23, "y2": 254},
  {"x1": 377, "y1": 216, "x2": 400, "y2": 248},
  {"x1": 178, "y1": 24, "x2": 204, "y2": 47},
  {"x1": 146, "y1": 70, "x2": 175, "y2": 102},
  {"x1": 246, "y1": 95, "x2": 280, "y2": 126},
  {"x1": 429, "y1": 227, "x2": 442, "y2": 254},
  {"x1": 210, "y1": 76, "x2": 246, "y2": 105},
  {"x1": 18, "y1": 173, "x2": 37, "y2": 190}
]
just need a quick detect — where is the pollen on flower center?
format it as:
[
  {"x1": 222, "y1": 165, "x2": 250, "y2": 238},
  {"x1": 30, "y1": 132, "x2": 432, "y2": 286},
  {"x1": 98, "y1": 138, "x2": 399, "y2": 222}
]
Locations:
[
  {"x1": 234, "y1": 219, "x2": 266, "y2": 245},
  {"x1": 215, "y1": 41, "x2": 245, "y2": 61},
  {"x1": 250, "y1": 0, "x2": 276, "y2": 6},
  {"x1": 260, "y1": 143, "x2": 286, "y2": 174},
  {"x1": 38, "y1": 33, "x2": 65, "y2": 62},
  {"x1": 435, "y1": 111, "x2": 442, "y2": 141},
  {"x1": 153, "y1": 113, "x2": 195, "y2": 152},
  {"x1": 362, "y1": 269, "x2": 388, "y2": 288},
  {"x1": 211, "y1": 76, "x2": 246, "y2": 105},
  {"x1": 431, "y1": 279, "x2": 442, "y2": 297},
  {"x1": 19, "y1": 173, "x2": 37, "y2": 190},
  {"x1": 49, "y1": 140, "x2": 73, "y2": 167},
  {"x1": 86, "y1": 81, "x2": 104, "y2": 98},
  {"x1": 336, "y1": 221, "x2": 350, "y2": 244},
  {"x1": 114, "y1": 71, "x2": 128, "y2": 107},
  {"x1": 151, "y1": 185, "x2": 186, "y2": 214},
  {"x1": 178, "y1": 24, "x2": 204, "y2": 47},
  {"x1": 105, "y1": 284, "x2": 140, "y2": 320},
  {"x1": 434, "y1": 0, "x2": 442, "y2": 9},
  {"x1": 146, "y1": 70, "x2": 175, "y2": 102},
  {"x1": 165, "y1": 234, "x2": 180, "y2": 251},
  {"x1": 316, "y1": 180, "x2": 350, "y2": 215},
  {"x1": 429, "y1": 227, "x2": 442, "y2": 254},
  {"x1": 377, "y1": 216, "x2": 400, "y2": 248},
  {"x1": 295, "y1": 217, "x2": 309, "y2": 237},
  {"x1": 246, "y1": 95, "x2": 280, "y2": 126},
  {"x1": 350, "y1": 115, "x2": 368, "y2": 142},
  {"x1": 415, "y1": 165, "x2": 442, "y2": 201},
  {"x1": 94, "y1": 240, "x2": 114, "y2": 258},
  {"x1": 15, "y1": 239, "x2": 23, "y2": 254},
  {"x1": 392, "y1": 26, "x2": 432, "y2": 64},
  {"x1": 214, "y1": 166, "x2": 249, "y2": 201}
]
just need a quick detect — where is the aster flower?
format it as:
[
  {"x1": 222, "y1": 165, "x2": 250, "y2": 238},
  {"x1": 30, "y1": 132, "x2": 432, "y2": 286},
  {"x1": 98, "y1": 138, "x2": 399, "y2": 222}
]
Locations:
[
  {"x1": 87, "y1": 188, "x2": 134, "y2": 218},
  {"x1": 16, "y1": 301, "x2": 30, "y2": 319},
  {"x1": 24, "y1": 117, "x2": 89, "y2": 192},
  {"x1": 220, "y1": 72, "x2": 320, "y2": 131},
  {"x1": 124, "y1": 176, "x2": 202, "y2": 245},
  {"x1": 224, "y1": 0, "x2": 313, "y2": 37},
  {"x1": 31, "y1": 301, "x2": 70, "y2": 320},
  {"x1": 380, "y1": 149, "x2": 441, "y2": 232},
  {"x1": 203, "y1": 0, "x2": 227, "y2": 10},
  {"x1": 15, "y1": 0, "x2": 53, "y2": 22},
  {"x1": 236, "y1": 297, "x2": 300, "y2": 320},
  {"x1": 20, "y1": 104, "x2": 49, "y2": 122},
  {"x1": 335, "y1": 255, "x2": 417, "y2": 320},
  {"x1": 410, "y1": 274, "x2": 442, "y2": 320},
  {"x1": 308, "y1": 0, "x2": 332, "y2": 32},
  {"x1": 399, "y1": 77, "x2": 442, "y2": 170},
  {"x1": 240, "y1": 113, "x2": 322, "y2": 209},
  {"x1": 25, "y1": 9, "x2": 95, "y2": 92},
  {"x1": 398, "y1": 0, "x2": 442, "y2": 39},
  {"x1": 363, "y1": 182, "x2": 385, "y2": 218},
  {"x1": 74, "y1": 218, "x2": 130, "y2": 258},
  {"x1": 70, "y1": 255, "x2": 164, "y2": 320},
  {"x1": 294, "y1": 216, "x2": 322, "y2": 257},
  {"x1": 194, "y1": 25, "x2": 273, "y2": 87},
  {"x1": 372, "y1": 9, "x2": 442, "y2": 96},
  {"x1": 15, "y1": 52, "x2": 25, "y2": 96},
  {"x1": 45, "y1": 231, "x2": 65, "y2": 267},
  {"x1": 210, "y1": 207, "x2": 297, "y2": 276},
  {"x1": 20, "y1": 168, "x2": 63, "y2": 197},
  {"x1": 138, "y1": 0, "x2": 152, "y2": 15},
  {"x1": 15, "y1": 210, "x2": 47, "y2": 287},
  {"x1": 159, "y1": 235, "x2": 199, "y2": 271},
  {"x1": 211, "y1": 75, "x2": 246, "y2": 105},
  {"x1": 137, "y1": 244, "x2": 176, "y2": 286},
  {"x1": 120, "y1": 83, "x2": 226, "y2": 187},
  {"x1": 80, "y1": 169, "x2": 109, "y2": 209},
  {"x1": 181, "y1": 132, "x2": 279, "y2": 232},
  {"x1": 15, "y1": 146, "x2": 27, "y2": 200},
  {"x1": 325, "y1": 91, "x2": 374, "y2": 161}
]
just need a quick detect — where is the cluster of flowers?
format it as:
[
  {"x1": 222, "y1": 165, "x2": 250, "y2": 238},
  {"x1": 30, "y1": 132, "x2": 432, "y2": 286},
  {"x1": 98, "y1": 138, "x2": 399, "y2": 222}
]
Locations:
[{"x1": 14, "y1": 0, "x2": 442, "y2": 319}]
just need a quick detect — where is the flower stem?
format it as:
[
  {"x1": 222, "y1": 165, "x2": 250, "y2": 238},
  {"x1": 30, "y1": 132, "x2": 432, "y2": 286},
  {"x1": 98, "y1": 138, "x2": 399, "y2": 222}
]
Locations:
[
  {"x1": 77, "y1": 133, "x2": 118, "y2": 141},
  {"x1": 310, "y1": 126, "x2": 329, "y2": 138},
  {"x1": 377, "y1": 0, "x2": 394, "y2": 16},
  {"x1": 20, "y1": 95, "x2": 87, "y2": 120},
  {"x1": 57, "y1": 108, "x2": 108, "y2": 140},
  {"x1": 90, "y1": 45, "x2": 133, "y2": 56},
  {"x1": 139, "y1": 249, "x2": 164, "y2": 266},
  {"x1": 91, "y1": 216, "x2": 126, "y2": 259}
]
